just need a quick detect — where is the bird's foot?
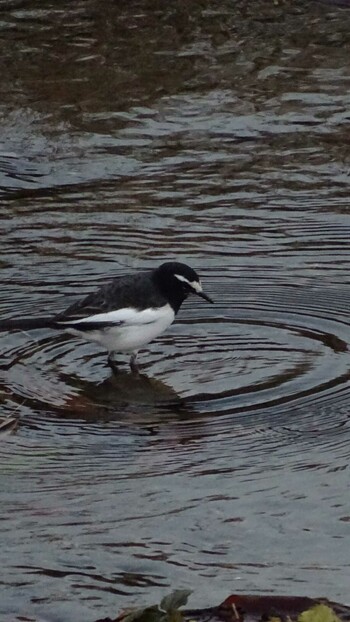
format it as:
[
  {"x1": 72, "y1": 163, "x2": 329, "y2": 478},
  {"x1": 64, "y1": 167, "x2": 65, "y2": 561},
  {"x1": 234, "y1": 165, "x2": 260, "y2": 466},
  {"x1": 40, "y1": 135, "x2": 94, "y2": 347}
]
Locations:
[
  {"x1": 129, "y1": 352, "x2": 140, "y2": 374},
  {"x1": 107, "y1": 353, "x2": 120, "y2": 374}
]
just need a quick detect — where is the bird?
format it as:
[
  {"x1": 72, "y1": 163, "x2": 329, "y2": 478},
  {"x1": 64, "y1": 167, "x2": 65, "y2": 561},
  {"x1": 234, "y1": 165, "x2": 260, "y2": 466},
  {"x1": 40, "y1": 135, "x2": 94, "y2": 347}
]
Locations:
[{"x1": 0, "y1": 261, "x2": 213, "y2": 373}]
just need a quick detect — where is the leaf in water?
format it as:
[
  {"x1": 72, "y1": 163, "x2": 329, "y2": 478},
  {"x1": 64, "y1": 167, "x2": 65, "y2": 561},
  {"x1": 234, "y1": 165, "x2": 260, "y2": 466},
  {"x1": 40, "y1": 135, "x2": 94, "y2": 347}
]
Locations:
[
  {"x1": 299, "y1": 605, "x2": 342, "y2": 622},
  {"x1": 168, "y1": 611, "x2": 185, "y2": 622},
  {"x1": 114, "y1": 590, "x2": 192, "y2": 622},
  {"x1": 121, "y1": 605, "x2": 165, "y2": 622},
  {"x1": 160, "y1": 590, "x2": 192, "y2": 614}
]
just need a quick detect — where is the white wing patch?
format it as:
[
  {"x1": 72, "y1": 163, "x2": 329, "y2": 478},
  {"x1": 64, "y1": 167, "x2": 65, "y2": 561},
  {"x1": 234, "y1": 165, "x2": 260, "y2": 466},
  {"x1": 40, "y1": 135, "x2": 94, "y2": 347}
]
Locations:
[
  {"x1": 60, "y1": 304, "x2": 176, "y2": 353},
  {"x1": 174, "y1": 273, "x2": 202, "y2": 293},
  {"x1": 58, "y1": 304, "x2": 174, "y2": 327}
]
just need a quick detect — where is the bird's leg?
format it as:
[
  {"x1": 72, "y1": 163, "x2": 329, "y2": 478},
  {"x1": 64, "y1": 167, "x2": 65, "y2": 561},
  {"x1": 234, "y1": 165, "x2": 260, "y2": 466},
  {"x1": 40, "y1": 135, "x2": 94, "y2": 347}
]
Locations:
[
  {"x1": 107, "y1": 352, "x2": 119, "y2": 373},
  {"x1": 129, "y1": 351, "x2": 140, "y2": 374}
]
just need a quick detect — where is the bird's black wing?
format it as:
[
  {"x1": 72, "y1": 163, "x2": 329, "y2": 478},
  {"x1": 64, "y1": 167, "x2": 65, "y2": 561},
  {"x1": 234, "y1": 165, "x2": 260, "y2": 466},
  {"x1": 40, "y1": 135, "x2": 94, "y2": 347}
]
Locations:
[{"x1": 52, "y1": 270, "x2": 165, "y2": 331}]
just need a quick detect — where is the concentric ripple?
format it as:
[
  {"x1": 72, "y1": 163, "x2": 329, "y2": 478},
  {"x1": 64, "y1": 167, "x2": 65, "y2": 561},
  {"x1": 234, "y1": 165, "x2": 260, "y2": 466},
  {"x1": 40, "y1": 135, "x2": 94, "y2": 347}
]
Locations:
[{"x1": 1, "y1": 282, "x2": 349, "y2": 437}]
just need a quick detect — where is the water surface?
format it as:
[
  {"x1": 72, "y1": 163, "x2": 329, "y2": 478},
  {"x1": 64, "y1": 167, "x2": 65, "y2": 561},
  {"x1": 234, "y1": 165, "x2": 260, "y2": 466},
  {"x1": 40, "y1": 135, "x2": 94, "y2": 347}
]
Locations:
[{"x1": 1, "y1": 1, "x2": 350, "y2": 621}]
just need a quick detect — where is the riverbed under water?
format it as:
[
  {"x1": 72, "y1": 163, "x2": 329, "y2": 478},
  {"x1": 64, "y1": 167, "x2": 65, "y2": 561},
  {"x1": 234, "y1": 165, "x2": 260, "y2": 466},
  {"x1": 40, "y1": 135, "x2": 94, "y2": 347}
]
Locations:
[{"x1": 0, "y1": 1, "x2": 350, "y2": 621}]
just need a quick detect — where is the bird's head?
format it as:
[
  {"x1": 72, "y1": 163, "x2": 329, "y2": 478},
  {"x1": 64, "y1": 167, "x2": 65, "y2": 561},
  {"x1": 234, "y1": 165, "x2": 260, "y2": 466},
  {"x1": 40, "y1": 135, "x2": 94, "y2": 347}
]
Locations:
[{"x1": 154, "y1": 262, "x2": 213, "y2": 311}]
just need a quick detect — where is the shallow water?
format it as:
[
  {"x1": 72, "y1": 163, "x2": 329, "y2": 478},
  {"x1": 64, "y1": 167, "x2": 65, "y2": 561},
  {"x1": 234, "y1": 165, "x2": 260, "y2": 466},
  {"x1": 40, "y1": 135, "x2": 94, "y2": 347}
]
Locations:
[{"x1": 1, "y1": 1, "x2": 350, "y2": 620}]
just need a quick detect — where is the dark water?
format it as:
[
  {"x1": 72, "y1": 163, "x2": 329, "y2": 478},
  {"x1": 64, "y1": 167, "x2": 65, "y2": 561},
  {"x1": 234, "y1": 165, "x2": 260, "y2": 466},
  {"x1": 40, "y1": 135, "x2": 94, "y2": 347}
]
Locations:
[{"x1": 1, "y1": 0, "x2": 350, "y2": 620}]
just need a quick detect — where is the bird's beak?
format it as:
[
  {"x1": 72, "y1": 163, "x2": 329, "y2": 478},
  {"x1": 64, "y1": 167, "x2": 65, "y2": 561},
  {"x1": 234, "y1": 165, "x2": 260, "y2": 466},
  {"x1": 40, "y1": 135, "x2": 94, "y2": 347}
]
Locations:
[{"x1": 196, "y1": 290, "x2": 214, "y2": 304}]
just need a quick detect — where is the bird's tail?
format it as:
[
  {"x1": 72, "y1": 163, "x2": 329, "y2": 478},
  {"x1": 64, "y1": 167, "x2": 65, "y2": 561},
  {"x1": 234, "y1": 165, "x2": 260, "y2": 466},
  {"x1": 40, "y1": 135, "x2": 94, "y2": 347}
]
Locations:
[{"x1": 0, "y1": 317, "x2": 54, "y2": 331}]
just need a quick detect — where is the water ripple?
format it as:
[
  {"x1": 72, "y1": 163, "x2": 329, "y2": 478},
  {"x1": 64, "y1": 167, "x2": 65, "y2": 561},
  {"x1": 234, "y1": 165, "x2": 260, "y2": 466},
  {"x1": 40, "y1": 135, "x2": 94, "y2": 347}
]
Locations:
[{"x1": 1, "y1": 0, "x2": 350, "y2": 617}]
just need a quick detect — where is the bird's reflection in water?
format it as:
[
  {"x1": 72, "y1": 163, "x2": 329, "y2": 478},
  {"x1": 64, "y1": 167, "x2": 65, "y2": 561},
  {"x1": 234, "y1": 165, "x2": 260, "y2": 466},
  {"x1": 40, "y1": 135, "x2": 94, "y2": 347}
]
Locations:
[{"x1": 57, "y1": 368, "x2": 191, "y2": 425}]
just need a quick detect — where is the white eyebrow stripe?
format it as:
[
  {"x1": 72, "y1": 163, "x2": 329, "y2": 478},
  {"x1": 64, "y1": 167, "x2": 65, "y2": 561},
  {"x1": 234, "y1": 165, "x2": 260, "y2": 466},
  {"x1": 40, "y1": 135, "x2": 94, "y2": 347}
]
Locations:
[{"x1": 174, "y1": 273, "x2": 203, "y2": 293}]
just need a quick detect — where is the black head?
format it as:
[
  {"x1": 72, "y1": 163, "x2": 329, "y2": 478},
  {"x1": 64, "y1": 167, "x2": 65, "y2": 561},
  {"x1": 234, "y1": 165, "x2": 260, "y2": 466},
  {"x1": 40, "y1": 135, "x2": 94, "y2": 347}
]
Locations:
[{"x1": 153, "y1": 261, "x2": 213, "y2": 313}]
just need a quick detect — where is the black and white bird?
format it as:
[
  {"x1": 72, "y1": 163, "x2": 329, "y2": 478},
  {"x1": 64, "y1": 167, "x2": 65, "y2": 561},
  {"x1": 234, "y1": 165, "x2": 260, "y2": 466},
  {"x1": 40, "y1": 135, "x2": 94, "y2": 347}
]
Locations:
[{"x1": 0, "y1": 261, "x2": 213, "y2": 372}]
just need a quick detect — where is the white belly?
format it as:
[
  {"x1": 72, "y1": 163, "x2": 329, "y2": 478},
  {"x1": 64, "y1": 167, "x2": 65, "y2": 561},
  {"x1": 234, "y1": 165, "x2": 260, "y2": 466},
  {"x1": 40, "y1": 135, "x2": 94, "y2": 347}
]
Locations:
[{"x1": 65, "y1": 304, "x2": 175, "y2": 354}]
